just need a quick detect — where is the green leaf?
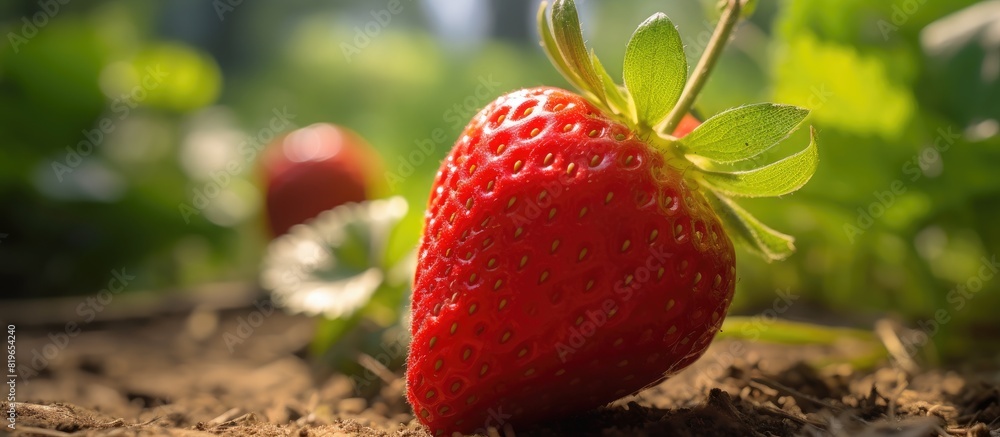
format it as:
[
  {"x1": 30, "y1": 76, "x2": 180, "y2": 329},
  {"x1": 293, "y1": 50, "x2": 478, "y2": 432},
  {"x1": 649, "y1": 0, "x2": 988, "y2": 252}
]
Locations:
[
  {"x1": 706, "y1": 191, "x2": 796, "y2": 261},
  {"x1": 590, "y1": 50, "x2": 631, "y2": 118},
  {"x1": 260, "y1": 196, "x2": 410, "y2": 319},
  {"x1": 549, "y1": 0, "x2": 606, "y2": 101},
  {"x1": 623, "y1": 13, "x2": 687, "y2": 130},
  {"x1": 718, "y1": 317, "x2": 878, "y2": 344},
  {"x1": 538, "y1": 2, "x2": 588, "y2": 94},
  {"x1": 717, "y1": 317, "x2": 886, "y2": 369},
  {"x1": 682, "y1": 103, "x2": 809, "y2": 163},
  {"x1": 698, "y1": 127, "x2": 818, "y2": 197}
]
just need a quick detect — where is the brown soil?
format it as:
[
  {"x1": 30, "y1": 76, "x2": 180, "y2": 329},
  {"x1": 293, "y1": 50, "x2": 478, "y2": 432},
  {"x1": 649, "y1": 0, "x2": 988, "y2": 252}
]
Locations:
[{"x1": 3, "y1": 299, "x2": 999, "y2": 437}]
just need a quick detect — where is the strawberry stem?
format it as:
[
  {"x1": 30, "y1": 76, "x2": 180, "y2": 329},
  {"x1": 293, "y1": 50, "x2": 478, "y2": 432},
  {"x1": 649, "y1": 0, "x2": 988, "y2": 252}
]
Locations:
[{"x1": 659, "y1": 0, "x2": 742, "y2": 135}]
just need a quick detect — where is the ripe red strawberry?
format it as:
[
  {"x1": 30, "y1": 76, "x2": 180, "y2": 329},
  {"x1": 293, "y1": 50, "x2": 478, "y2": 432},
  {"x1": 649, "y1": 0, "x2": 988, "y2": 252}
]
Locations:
[
  {"x1": 673, "y1": 113, "x2": 701, "y2": 138},
  {"x1": 408, "y1": 87, "x2": 736, "y2": 433},
  {"x1": 407, "y1": 1, "x2": 817, "y2": 434},
  {"x1": 261, "y1": 123, "x2": 381, "y2": 236}
]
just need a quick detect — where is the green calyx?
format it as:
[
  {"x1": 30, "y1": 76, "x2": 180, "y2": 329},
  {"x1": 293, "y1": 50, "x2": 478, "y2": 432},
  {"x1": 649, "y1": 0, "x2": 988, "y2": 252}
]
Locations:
[{"x1": 538, "y1": 0, "x2": 819, "y2": 262}]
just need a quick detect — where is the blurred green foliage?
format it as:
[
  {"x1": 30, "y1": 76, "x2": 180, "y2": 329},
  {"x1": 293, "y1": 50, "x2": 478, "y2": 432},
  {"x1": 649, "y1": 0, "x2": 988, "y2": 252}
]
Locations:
[{"x1": 1, "y1": 0, "x2": 998, "y2": 359}]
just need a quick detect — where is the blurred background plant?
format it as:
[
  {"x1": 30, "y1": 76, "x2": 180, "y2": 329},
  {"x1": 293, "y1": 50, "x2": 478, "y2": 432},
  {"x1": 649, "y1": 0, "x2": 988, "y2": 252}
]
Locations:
[{"x1": 1, "y1": 0, "x2": 998, "y2": 364}]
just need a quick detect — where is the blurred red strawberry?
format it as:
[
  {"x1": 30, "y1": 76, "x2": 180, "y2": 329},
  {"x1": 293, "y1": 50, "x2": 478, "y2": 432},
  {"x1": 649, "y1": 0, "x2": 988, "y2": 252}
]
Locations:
[
  {"x1": 261, "y1": 123, "x2": 382, "y2": 236},
  {"x1": 673, "y1": 113, "x2": 701, "y2": 138}
]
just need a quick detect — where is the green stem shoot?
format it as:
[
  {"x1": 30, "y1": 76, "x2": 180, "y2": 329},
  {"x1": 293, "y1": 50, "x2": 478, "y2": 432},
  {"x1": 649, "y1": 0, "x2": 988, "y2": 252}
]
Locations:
[{"x1": 659, "y1": 0, "x2": 742, "y2": 135}]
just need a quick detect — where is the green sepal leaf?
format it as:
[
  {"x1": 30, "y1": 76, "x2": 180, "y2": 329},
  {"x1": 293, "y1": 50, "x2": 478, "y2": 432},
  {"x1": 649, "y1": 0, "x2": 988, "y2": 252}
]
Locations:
[
  {"x1": 538, "y1": 2, "x2": 588, "y2": 95},
  {"x1": 681, "y1": 103, "x2": 809, "y2": 163},
  {"x1": 623, "y1": 13, "x2": 687, "y2": 130},
  {"x1": 546, "y1": 0, "x2": 606, "y2": 101},
  {"x1": 590, "y1": 50, "x2": 631, "y2": 118},
  {"x1": 697, "y1": 127, "x2": 818, "y2": 197},
  {"x1": 705, "y1": 191, "x2": 795, "y2": 261}
]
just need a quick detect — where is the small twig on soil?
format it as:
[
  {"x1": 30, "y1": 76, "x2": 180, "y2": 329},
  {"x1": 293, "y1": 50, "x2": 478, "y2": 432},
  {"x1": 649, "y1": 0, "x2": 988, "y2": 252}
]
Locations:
[
  {"x1": 708, "y1": 387, "x2": 774, "y2": 437},
  {"x1": 135, "y1": 415, "x2": 167, "y2": 427},
  {"x1": 357, "y1": 352, "x2": 398, "y2": 385},
  {"x1": 100, "y1": 418, "x2": 126, "y2": 427},
  {"x1": 206, "y1": 407, "x2": 244, "y2": 426},
  {"x1": 874, "y1": 319, "x2": 920, "y2": 374},
  {"x1": 948, "y1": 422, "x2": 994, "y2": 436},
  {"x1": 708, "y1": 389, "x2": 743, "y2": 420},
  {"x1": 755, "y1": 404, "x2": 827, "y2": 429},
  {"x1": 750, "y1": 377, "x2": 842, "y2": 412},
  {"x1": 887, "y1": 370, "x2": 909, "y2": 419},
  {"x1": 224, "y1": 413, "x2": 258, "y2": 427},
  {"x1": 923, "y1": 402, "x2": 956, "y2": 418}
]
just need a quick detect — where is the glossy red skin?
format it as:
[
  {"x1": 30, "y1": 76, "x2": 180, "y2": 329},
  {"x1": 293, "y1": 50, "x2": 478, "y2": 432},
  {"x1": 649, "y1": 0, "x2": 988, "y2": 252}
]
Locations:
[
  {"x1": 262, "y1": 123, "x2": 375, "y2": 236},
  {"x1": 408, "y1": 88, "x2": 735, "y2": 435}
]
